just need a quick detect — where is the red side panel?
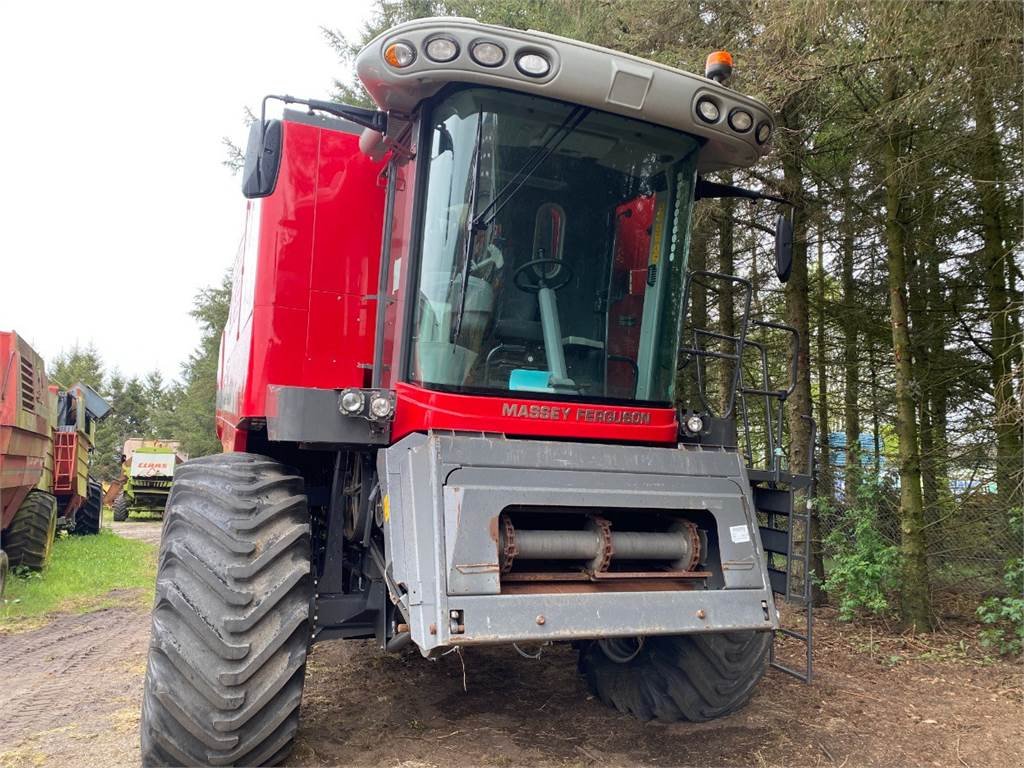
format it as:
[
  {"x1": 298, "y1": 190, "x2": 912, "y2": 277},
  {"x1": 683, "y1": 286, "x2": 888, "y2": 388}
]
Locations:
[
  {"x1": 390, "y1": 382, "x2": 678, "y2": 445},
  {"x1": 0, "y1": 331, "x2": 52, "y2": 529},
  {"x1": 217, "y1": 118, "x2": 387, "y2": 447}
]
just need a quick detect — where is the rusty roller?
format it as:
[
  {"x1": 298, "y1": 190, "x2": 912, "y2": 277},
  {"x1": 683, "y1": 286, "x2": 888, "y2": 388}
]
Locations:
[{"x1": 498, "y1": 514, "x2": 701, "y2": 574}]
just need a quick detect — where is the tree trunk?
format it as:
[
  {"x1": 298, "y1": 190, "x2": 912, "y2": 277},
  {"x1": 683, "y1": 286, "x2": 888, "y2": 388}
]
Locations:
[
  {"x1": 780, "y1": 99, "x2": 813, "y2": 478},
  {"x1": 812, "y1": 226, "x2": 831, "y2": 603},
  {"x1": 971, "y1": 70, "x2": 1024, "y2": 507},
  {"x1": 815, "y1": 229, "x2": 833, "y2": 503},
  {"x1": 882, "y1": 67, "x2": 932, "y2": 630},
  {"x1": 840, "y1": 190, "x2": 861, "y2": 497}
]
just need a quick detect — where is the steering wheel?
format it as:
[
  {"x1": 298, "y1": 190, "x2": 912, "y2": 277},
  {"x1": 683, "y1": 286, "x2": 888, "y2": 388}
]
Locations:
[{"x1": 513, "y1": 258, "x2": 575, "y2": 294}]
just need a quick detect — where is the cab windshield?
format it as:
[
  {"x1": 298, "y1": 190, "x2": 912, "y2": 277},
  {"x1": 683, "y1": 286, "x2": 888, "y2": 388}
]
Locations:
[{"x1": 410, "y1": 87, "x2": 699, "y2": 404}]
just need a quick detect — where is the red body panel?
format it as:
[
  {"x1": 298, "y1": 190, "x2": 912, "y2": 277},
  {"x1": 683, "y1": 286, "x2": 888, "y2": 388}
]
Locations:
[
  {"x1": 0, "y1": 331, "x2": 51, "y2": 529},
  {"x1": 219, "y1": 117, "x2": 681, "y2": 449},
  {"x1": 390, "y1": 382, "x2": 677, "y2": 443},
  {"x1": 217, "y1": 118, "x2": 388, "y2": 448}
]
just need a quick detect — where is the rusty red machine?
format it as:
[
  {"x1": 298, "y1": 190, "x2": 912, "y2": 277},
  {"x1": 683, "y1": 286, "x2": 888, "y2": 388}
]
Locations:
[
  {"x1": 1, "y1": 331, "x2": 111, "y2": 578},
  {"x1": 140, "y1": 18, "x2": 813, "y2": 767}
]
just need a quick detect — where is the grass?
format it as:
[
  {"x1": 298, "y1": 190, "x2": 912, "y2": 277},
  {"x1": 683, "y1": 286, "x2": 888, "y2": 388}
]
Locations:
[{"x1": 1, "y1": 528, "x2": 157, "y2": 631}]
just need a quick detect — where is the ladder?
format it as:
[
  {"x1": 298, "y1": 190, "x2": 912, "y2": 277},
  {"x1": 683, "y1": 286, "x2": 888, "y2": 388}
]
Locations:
[{"x1": 764, "y1": 482, "x2": 814, "y2": 683}]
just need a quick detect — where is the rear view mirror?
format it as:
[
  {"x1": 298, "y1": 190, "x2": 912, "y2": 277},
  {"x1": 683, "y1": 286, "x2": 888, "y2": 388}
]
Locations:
[
  {"x1": 774, "y1": 214, "x2": 793, "y2": 283},
  {"x1": 242, "y1": 120, "x2": 283, "y2": 199}
]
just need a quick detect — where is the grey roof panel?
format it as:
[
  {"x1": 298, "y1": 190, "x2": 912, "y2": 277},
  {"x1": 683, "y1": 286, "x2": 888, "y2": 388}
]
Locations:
[{"x1": 355, "y1": 17, "x2": 774, "y2": 172}]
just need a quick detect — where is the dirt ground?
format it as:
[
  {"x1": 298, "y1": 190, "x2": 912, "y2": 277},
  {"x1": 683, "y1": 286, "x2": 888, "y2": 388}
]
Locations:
[
  {"x1": 1, "y1": 523, "x2": 1020, "y2": 768},
  {"x1": 109, "y1": 520, "x2": 164, "y2": 546}
]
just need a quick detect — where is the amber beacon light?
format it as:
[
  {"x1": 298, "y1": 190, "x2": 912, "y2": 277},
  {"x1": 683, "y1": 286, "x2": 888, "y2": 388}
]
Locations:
[{"x1": 705, "y1": 50, "x2": 734, "y2": 83}]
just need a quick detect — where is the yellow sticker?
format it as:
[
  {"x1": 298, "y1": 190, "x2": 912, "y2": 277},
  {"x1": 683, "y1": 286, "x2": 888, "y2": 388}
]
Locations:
[
  {"x1": 382, "y1": 494, "x2": 390, "y2": 523},
  {"x1": 649, "y1": 194, "x2": 667, "y2": 265}
]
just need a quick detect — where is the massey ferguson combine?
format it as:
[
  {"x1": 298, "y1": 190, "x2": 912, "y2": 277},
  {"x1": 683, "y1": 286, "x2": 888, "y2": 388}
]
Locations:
[
  {"x1": 1, "y1": 331, "x2": 111, "y2": 573},
  {"x1": 140, "y1": 18, "x2": 813, "y2": 767}
]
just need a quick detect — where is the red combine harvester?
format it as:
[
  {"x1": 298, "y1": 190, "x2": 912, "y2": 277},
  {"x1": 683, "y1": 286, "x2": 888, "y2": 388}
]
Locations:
[
  {"x1": 141, "y1": 18, "x2": 813, "y2": 767},
  {"x1": 1, "y1": 331, "x2": 111, "y2": 579}
]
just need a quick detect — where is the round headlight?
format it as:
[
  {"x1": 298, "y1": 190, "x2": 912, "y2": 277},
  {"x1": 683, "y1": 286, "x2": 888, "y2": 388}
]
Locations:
[
  {"x1": 384, "y1": 41, "x2": 416, "y2": 68},
  {"x1": 685, "y1": 414, "x2": 705, "y2": 434},
  {"x1": 369, "y1": 394, "x2": 394, "y2": 419},
  {"x1": 339, "y1": 389, "x2": 365, "y2": 415},
  {"x1": 515, "y1": 51, "x2": 550, "y2": 77},
  {"x1": 470, "y1": 40, "x2": 506, "y2": 67},
  {"x1": 728, "y1": 108, "x2": 753, "y2": 133},
  {"x1": 756, "y1": 121, "x2": 772, "y2": 144},
  {"x1": 425, "y1": 36, "x2": 459, "y2": 63},
  {"x1": 696, "y1": 97, "x2": 720, "y2": 123}
]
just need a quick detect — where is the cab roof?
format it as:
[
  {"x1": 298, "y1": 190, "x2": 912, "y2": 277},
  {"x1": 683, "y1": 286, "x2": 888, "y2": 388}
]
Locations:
[{"x1": 355, "y1": 17, "x2": 774, "y2": 173}]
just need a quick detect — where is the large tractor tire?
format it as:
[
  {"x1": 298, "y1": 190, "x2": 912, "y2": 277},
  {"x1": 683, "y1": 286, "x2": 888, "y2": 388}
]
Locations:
[
  {"x1": 4, "y1": 490, "x2": 58, "y2": 571},
  {"x1": 579, "y1": 631, "x2": 771, "y2": 722},
  {"x1": 112, "y1": 491, "x2": 130, "y2": 522},
  {"x1": 140, "y1": 453, "x2": 312, "y2": 767},
  {"x1": 72, "y1": 478, "x2": 103, "y2": 535}
]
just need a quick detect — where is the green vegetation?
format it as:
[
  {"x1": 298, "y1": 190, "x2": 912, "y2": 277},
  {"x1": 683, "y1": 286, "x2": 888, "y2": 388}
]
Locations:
[
  {"x1": 822, "y1": 485, "x2": 901, "y2": 621},
  {"x1": 977, "y1": 509, "x2": 1024, "y2": 656},
  {"x1": 1, "y1": 529, "x2": 156, "y2": 631}
]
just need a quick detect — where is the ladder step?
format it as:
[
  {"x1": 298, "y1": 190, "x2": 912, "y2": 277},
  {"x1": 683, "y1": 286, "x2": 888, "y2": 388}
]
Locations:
[
  {"x1": 759, "y1": 526, "x2": 788, "y2": 555},
  {"x1": 753, "y1": 486, "x2": 793, "y2": 515}
]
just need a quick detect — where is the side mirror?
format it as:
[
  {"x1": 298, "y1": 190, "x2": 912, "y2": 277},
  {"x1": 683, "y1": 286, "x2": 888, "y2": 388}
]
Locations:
[
  {"x1": 242, "y1": 120, "x2": 283, "y2": 199},
  {"x1": 774, "y1": 213, "x2": 793, "y2": 283}
]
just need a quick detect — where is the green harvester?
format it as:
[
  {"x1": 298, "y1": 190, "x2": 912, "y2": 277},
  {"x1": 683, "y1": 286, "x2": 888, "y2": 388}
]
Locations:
[{"x1": 111, "y1": 439, "x2": 187, "y2": 521}]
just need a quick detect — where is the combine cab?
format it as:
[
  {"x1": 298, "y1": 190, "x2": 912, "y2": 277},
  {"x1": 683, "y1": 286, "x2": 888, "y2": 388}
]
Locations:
[
  {"x1": 111, "y1": 439, "x2": 186, "y2": 521},
  {"x1": 140, "y1": 18, "x2": 812, "y2": 767},
  {"x1": 1, "y1": 331, "x2": 112, "y2": 573}
]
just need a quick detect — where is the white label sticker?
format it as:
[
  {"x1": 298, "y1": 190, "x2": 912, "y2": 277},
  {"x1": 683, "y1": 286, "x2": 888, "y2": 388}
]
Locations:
[{"x1": 729, "y1": 524, "x2": 751, "y2": 544}]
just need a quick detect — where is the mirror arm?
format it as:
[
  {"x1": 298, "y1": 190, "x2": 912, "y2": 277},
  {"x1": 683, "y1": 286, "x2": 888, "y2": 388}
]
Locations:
[
  {"x1": 695, "y1": 177, "x2": 791, "y2": 207},
  {"x1": 260, "y1": 94, "x2": 388, "y2": 134},
  {"x1": 255, "y1": 94, "x2": 387, "y2": 192}
]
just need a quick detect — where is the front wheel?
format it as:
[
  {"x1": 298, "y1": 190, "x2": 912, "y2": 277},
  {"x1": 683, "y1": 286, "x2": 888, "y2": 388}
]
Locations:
[
  {"x1": 112, "y1": 491, "x2": 130, "y2": 522},
  {"x1": 140, "y1": 453, "x2": 312, "y2": 767},
  {"x1": 578, "y1": 631, "x2": 771, "y2": 722},
  {"x1": 71, "y1": 478, "x2": 103, "y2": 535}
]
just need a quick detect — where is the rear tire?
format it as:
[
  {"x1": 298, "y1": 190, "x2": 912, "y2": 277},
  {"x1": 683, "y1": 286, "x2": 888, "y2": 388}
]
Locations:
[
  {"x1": 139, "y1": 453, "x2": 312, "y2": 767},
  {"x1": 72, "y1": 478, "x2": 103, "y2": 535},
  {"x1": 112, "y1": 492, "x2": 130, "y2": 522},
  {"x1": 579, "y1": 631, "x2": 771, "y2": 722},
  {"x1": 4, "y1": 490, "x2": 58, "y2": 571}
]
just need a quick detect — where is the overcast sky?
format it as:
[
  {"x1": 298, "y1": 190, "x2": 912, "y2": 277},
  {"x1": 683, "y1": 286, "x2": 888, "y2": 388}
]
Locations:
[{"x1": 0, "y1": 1, "x2": 375, "y2": 382}]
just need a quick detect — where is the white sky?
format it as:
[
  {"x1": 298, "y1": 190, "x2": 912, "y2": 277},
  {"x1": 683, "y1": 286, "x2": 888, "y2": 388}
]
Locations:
[{"x1": 0, "y1": 0, "x2": 375, "y2": 382}]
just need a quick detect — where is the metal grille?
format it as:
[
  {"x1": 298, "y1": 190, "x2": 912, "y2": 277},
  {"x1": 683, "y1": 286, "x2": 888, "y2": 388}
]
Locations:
[{"x1": 19, "y1": 357, "x2": 35, "y2": 413}]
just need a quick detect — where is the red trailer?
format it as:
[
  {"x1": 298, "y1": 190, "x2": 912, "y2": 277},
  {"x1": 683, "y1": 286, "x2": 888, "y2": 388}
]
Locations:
[
  {"x1": 0, "y1": 331, "x2": 111, "y2": 574},
  {"x1": 141, "y1": 19, "x2": 812, "y2": 767}
]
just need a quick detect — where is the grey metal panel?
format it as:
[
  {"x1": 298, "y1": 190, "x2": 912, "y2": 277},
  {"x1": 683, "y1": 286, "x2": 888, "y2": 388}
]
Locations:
[
  {"x1": 450, "y1": 590, "x2": 773, "y2": 645},
  {"x1": 355, "y1": 17, "x2": 772, "y2": 173},
  {"x1": 266, "y1": 386, "x2": 390, "y2": 445},
  {"x1": 72, "y1": 383, "x2": 112, "y2": 420},
  {"x1": 379, "y1": 432, "x2": 780, "y2": 654},
  {"x1": 445, "y1": 466, "x2": 766, "y2": 594}
]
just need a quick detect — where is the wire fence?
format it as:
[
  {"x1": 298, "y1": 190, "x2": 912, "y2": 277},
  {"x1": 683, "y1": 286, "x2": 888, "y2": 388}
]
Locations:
[{"x1": 818, "y1": 436, "x2": 1021, "y2": 617}]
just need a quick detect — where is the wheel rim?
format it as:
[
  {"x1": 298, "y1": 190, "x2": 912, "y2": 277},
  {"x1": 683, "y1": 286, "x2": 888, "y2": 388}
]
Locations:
[{"x1": 598, "y1": 636, "x2": 645, "y2": 663}]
